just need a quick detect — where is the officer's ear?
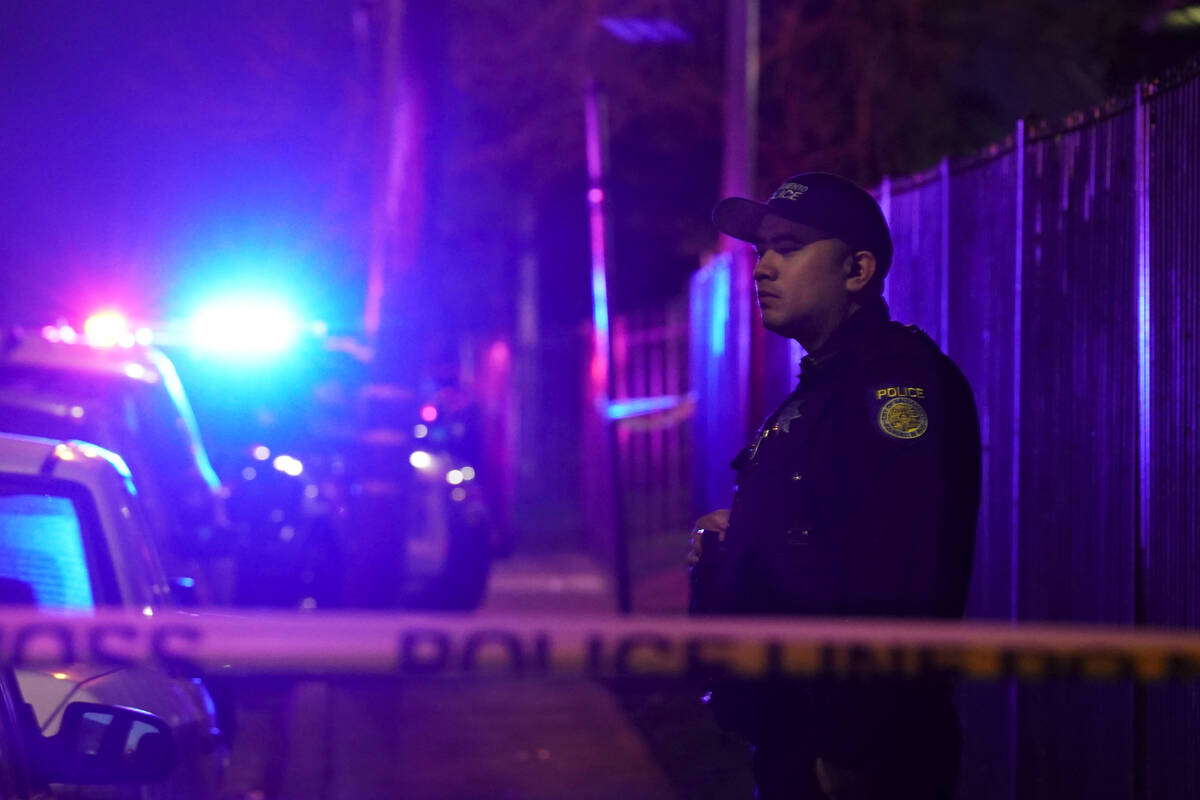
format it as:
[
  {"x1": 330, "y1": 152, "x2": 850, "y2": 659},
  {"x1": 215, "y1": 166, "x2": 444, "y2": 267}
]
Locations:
[{"x1": 844, "y1": 250, "x2": 877, "y2": 293}]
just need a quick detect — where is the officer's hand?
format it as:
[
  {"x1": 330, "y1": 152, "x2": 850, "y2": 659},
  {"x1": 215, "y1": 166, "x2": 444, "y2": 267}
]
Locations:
[{"x1": 688, "y1": 509, "x2": 730, "y2": 565}]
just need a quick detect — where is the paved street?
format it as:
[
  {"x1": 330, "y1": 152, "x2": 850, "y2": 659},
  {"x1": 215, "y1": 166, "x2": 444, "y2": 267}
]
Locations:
[{"x1": 224, "y1": 554, "x2": 754, "y2": 800}]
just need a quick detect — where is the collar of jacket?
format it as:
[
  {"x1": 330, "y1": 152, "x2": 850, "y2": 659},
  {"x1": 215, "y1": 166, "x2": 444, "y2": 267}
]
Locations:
[{"x1": 798, "y1": 295, "x2": 891, "y2": 383}]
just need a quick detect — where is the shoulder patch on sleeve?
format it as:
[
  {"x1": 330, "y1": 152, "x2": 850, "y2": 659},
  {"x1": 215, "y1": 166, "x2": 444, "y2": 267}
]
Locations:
[{"x1": 875, "y1": 390, "x2": 929, "y2": 440}]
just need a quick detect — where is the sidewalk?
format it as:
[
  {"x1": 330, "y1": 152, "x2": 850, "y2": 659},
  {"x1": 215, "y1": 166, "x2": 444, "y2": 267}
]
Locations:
[
  {"x1": 480, "y1": 551, "x2": 617, "y2": 613},
  {"x1": 476, "y1": 551, "x2": 754, "y2": 800},
  {"x1": 481, "y1": 551, "x2": 691, "y2": 615},
  {"x1": 225, "y1": 550, "x2": 752, "y2": 799}
]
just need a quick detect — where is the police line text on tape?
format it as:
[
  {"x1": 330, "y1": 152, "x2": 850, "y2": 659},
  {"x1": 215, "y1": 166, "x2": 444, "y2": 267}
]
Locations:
[{"x1": 0, "y1": 611, "x2": 1198, "y2": 683}]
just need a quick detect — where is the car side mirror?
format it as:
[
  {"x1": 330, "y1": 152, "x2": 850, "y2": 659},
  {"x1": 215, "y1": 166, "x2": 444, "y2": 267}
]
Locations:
[{"x1": 36, "y1": 701, "x2": 174, "y2": 784}]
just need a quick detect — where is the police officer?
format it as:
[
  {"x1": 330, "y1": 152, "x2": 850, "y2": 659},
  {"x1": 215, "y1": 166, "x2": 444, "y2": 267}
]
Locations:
[{"x1": 689, "y1": 173, "x2": 981, "y2": 799}]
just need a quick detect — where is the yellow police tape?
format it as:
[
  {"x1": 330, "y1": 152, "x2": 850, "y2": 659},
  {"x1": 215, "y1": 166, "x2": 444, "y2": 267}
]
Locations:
[{"x1": 0, "y1": 609, "x2": 1198, "y2": 682}]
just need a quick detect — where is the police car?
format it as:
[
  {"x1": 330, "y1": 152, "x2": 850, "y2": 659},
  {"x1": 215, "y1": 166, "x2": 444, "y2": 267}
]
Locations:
[
  {"x1": 0, "y1": 326, "x2": 229, "y2": 601},
  {"x1": 0, "y1": 663, "x2": 174, "y2": 799},
  {"x1": 0, "y1": 433, "x2": 226, "y2": 799}
]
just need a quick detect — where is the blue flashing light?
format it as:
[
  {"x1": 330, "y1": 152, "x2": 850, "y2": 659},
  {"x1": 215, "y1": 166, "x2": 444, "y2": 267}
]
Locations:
[
  {"x1": 188, "y1": 298, "x2": 301, "y2": 355},
  {"x1": 591, "y1": 264, "x2": 610, "y2": 341},
  {"x1": 607, "y1": 393, "x2": 694, "y2": 420},
  {"x1": 710, "y1": 254, "x2": 731, "y2": 357}
]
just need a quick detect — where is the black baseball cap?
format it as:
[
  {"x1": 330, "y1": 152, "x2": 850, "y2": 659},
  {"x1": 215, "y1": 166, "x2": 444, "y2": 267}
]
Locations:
[{"x1": 713, "y1": 172, "x2": 894, "y2": 276}]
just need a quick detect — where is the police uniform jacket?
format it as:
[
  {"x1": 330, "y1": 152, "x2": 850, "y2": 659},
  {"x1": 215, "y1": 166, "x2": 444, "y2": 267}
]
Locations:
[
  {"x1": 696, "y1": 295, "x2": 981, "y2": 621},
  {"x1": 691, "y1": 297, "x2": 981, "y2": 763}
]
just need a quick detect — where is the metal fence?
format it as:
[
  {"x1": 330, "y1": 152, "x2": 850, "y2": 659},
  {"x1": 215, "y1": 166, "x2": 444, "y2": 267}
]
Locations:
[
  {"x1": 606, "y1": 298, "x2": 695, "y2": 609},
  {"x1": 686, "y1": 63, "x2": 1200, "y2": 800},
  {"x1": 1142, "y1": 67, "x2": 1200, "y2": 800}
]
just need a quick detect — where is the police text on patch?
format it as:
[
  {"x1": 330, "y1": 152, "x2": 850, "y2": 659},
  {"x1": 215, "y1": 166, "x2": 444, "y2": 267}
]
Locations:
[{"x1": 876, "y1": 386, "x2": 925, "y2": 400}]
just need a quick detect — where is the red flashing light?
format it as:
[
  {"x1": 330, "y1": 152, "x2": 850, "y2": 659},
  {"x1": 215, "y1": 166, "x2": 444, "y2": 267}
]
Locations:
[{"x1": 84, "y1": 311, "x2": 129, "y2": 347}]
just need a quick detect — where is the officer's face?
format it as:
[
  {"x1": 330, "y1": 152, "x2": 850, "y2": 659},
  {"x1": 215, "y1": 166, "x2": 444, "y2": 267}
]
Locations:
[{"x1": 752, "y1": 215, "x2": 853, "y2": 344}]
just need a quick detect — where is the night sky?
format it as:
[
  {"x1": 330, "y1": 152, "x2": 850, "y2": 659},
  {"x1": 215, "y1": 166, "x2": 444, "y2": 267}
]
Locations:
[
  {"x1": 0, "y1": 1, "x2": 367, "y2": 330},
  {"x1": 2, "y1": 1, "x2": 1193, "y2": 337}
]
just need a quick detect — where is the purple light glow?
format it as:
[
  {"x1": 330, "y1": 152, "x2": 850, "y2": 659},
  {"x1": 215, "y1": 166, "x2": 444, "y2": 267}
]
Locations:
[
  {"x1": 598, "y1": 17, "x2": 690, "y2": 44},
  {"x1": 1134, "y1": 87, "x2": 1152, "y2": 559},
  {"x1": 585, "y1": 80, "x2": 611, "y2": 406}
]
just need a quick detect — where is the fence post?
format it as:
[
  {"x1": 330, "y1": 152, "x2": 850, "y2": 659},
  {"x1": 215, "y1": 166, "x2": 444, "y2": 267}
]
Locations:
[
  {"x1": 1007, "y1": 117, "x2": 1026, "y2": 800},
  {"x1": 1133, "y1": 80, "x2": 1152, "y2": 800},
  {"x1": 939, "y1": 157, "x2": 951, "y2": 352},
  {"x1": 1133, "y1": 84, "x2": 1152, "y2": 618},
  {"x1": 878, "y1": 175, "x2": 892, "y2": 305}
]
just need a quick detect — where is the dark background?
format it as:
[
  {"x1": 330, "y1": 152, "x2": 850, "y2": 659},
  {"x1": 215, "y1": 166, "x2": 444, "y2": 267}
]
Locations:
[{"x1": 2, "y1": 1, "x2": 1194, "y2": 338}]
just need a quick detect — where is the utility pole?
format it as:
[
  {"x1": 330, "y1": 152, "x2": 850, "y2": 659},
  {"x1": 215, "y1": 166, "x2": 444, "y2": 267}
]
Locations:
[
  {"x1": 722, "y1": 0, "x2": 759, "y2": 206},
  {"x1": 363, "y1": 0, "x2": 402, "y2": 344},
  {"x1": 353, "y1": 0, "x2": 438, "y2": 607},
  {"x1": 583, "y1": 74, "x2": 630, "y2": 612},
  {"x1": 723, "y1": 0, "x2": 762, "y2": 430}
]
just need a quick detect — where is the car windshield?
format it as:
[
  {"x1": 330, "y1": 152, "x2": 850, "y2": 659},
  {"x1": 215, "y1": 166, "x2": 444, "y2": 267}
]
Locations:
[
  {"x1": 0, "y1": 492, "x2": 94, "y2": 610},
  {"x1": 0, "y1": 362, "x2": 220, "y2": 493}
]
